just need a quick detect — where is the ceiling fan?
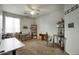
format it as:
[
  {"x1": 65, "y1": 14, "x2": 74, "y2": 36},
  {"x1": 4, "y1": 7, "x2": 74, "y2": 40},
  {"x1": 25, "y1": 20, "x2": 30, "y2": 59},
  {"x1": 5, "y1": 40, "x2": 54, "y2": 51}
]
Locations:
[{"x1": 24, "y1": 5, "x2": 41, "y2": 16}]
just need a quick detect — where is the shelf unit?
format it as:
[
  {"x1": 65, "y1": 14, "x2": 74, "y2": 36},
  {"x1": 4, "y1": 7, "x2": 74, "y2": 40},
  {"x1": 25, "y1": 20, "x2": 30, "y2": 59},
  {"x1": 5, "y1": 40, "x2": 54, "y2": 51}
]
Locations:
[
  {"x1": 57, "y1": 18, "x2": 64, "y2": 37},
  {"x1": 31, "y1": 25, "x2": 37, "y2": 39},
  {"x1": 57, "y1": 18, "x2": 65, "y2": 50}
]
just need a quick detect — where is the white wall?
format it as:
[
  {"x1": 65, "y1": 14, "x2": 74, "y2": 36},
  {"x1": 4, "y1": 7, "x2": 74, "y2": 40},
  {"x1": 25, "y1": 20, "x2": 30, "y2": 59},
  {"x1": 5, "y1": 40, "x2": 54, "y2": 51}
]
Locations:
[
  {"x1": 65, "y1": 4, "x2": 79, "y2": 54},
  {"x1": 0, "y1": 5, "x2": 2, "y2": 44},
  {"x1": 36, "y1": 7, "x2": 64, "y2": 39},
  {"x1": 20, "y1": 17, "x2": 35, "y2": 34}
]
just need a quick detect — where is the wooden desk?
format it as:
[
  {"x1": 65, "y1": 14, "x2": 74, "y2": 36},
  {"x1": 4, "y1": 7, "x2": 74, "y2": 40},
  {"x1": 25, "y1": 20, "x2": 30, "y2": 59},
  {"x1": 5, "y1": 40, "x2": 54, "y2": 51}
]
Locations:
[
  {"x1": 39, "y1": 34, "x2": 48, "y2": 41},
  {"x1": 0, "y1": 38, "x2": 24, "y2": 55}
]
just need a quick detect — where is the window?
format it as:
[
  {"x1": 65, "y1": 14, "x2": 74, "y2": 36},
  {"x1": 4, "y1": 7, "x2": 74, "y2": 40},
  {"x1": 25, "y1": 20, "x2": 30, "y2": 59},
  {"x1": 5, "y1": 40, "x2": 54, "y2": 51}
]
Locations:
[{"x1": 5, "y1": 16, "x2": 20, "y2": 33}]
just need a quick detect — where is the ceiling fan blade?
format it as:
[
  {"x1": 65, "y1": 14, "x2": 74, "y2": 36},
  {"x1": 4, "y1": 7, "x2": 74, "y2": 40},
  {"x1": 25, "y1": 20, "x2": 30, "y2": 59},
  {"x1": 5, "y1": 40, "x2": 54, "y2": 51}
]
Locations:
[{"x1": 24, "y1": 4, "x2": 42, "y2": 15}]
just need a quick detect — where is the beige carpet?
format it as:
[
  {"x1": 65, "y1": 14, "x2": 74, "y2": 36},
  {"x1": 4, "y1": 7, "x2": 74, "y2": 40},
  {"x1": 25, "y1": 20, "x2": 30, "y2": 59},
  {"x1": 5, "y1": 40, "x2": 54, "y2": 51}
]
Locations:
[{"x1": 16, "y1": 39, "x2": 66, "y2": 55}]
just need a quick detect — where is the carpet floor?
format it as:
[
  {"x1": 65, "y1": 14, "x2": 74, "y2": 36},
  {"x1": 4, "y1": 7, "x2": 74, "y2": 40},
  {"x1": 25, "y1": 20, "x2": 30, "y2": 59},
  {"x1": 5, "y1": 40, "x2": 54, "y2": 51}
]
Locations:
[{"x1": 16, "y1": 39, "x2": 66, "y2": 55}]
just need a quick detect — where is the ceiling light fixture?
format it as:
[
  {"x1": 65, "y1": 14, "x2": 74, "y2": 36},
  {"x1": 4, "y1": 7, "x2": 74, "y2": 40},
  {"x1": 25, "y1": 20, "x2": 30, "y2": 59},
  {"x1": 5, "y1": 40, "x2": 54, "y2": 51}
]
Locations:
[{"x1": 30, "y1": 11, "x2": 35, "y2": 15}]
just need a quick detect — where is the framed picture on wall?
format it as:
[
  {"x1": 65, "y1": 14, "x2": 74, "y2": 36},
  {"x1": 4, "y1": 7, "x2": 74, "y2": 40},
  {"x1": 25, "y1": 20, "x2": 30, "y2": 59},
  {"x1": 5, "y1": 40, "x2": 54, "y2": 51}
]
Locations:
[
  {"x1": 68, "y1": 22, "x2": 74, "y2": 28},
  {"x1": 23, "y1": 26, "x2": 28, "y2": 29}
]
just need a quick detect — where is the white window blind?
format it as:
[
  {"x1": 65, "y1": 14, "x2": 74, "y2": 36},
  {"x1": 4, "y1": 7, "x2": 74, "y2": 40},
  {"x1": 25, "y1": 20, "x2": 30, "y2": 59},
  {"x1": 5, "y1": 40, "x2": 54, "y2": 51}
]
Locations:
[{"x1": 5, "y1": 16, "x2": 20, "y2": 33}]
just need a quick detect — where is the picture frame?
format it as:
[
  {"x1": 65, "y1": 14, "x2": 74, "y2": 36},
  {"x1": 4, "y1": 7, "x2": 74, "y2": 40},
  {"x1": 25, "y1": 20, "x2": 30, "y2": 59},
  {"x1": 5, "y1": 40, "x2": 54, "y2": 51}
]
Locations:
[
  {"x1": 68, "y1": 22, "x2": 74, "y2": 28},
  {"x1": 23, "y1": 26, "x2": 28, "y2": 29}
]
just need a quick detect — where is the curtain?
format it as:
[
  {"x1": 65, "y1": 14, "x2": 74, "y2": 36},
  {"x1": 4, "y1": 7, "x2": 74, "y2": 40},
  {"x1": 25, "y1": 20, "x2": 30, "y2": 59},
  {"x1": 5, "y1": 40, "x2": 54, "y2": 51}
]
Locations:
[{"x1": 5, "y1": 16, "x2": 20, "y2": 33}]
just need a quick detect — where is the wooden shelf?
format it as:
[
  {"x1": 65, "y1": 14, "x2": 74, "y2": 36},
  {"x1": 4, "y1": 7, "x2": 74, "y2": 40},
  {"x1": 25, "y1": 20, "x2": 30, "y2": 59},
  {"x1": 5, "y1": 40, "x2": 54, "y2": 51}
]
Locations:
[
  {"x1": 56, "y1": 18, "x2": 65, "y2": 50},
  {"x1": 31, "y1": 25, "x2": 37, "y2": 39}
]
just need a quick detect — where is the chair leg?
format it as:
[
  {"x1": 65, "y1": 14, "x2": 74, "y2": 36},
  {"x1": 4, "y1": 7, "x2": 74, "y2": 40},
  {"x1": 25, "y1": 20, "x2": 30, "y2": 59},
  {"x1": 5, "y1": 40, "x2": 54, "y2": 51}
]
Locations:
[{"x1": 53, "y1": 35, "x2": 55, "y2": 47}]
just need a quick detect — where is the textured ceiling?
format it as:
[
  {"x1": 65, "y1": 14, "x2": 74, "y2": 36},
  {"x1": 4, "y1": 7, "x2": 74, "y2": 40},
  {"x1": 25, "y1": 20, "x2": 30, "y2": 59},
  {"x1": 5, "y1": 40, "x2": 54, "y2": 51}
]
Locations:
[{"x1": 2, "y1": 4, "x2": 64, "y2": 18}]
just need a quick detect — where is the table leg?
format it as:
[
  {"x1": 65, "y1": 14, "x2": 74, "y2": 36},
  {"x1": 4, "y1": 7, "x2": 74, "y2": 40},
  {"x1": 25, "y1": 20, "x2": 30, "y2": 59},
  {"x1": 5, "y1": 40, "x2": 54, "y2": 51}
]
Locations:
[
  {"x1": 53, "y1": 35, "x2": 55, "y2": 47},
  {"x1": 12, "y1": 50, "x2": 16, "y2": 55}
]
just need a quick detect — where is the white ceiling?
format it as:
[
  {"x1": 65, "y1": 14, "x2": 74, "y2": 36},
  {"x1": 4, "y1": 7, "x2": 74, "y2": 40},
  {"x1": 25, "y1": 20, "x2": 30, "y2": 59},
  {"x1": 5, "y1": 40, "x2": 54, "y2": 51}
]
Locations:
[{"x1": 2, "y1": 4, "x2": 64, "y2": 18}]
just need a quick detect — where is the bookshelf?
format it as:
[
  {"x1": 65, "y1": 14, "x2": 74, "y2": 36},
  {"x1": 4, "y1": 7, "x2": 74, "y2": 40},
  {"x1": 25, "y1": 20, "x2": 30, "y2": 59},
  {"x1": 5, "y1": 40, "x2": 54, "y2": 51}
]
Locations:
[
  {"x1": 57, "y1": 18, "x2": 64, "y2": 37},
  {"x1": 31, "y1": 25, "x2": 37, "y2": 39},
  {"x1": 56, "y1": 18, "x2": 65, "y2": 50}
]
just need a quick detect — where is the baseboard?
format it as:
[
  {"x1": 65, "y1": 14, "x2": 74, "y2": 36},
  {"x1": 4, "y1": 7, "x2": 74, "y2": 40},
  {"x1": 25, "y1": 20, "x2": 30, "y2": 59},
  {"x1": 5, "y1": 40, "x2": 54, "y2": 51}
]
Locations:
[{"x1": 64, "y1": 51, "x2": 69, "y2": 55}]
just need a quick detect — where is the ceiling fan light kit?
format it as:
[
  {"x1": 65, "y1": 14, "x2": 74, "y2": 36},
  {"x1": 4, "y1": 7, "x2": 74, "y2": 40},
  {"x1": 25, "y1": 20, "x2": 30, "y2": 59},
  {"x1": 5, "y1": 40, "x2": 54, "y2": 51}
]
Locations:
[
  {"x1": 24, "y1": 5, "x2": 41, "y2": 16},
  {"x1": 30, "y1": 11, "x2": 35, "y2": 15}
]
